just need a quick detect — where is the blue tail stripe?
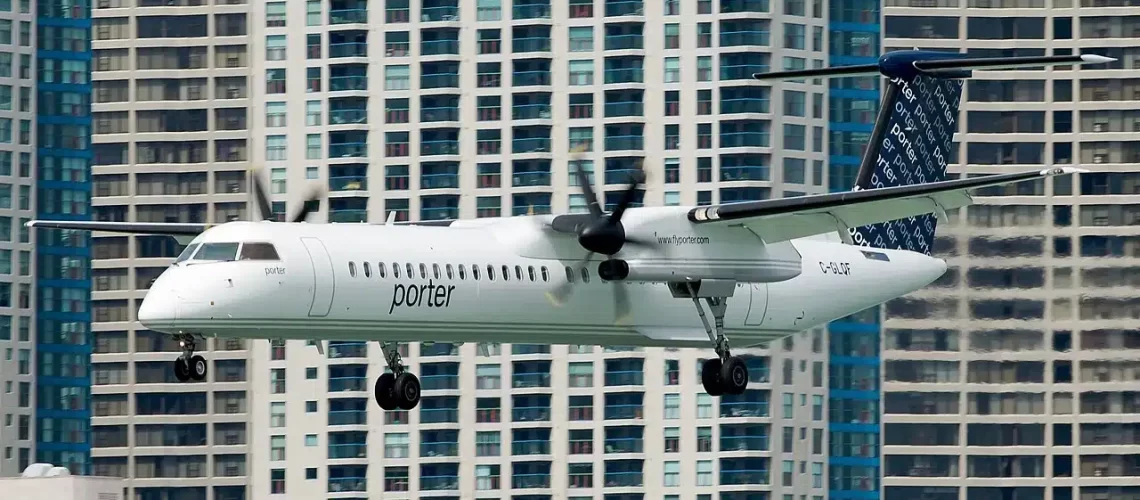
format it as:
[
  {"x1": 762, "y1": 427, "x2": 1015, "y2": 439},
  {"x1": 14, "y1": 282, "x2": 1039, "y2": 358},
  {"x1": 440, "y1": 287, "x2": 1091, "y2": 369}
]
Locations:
[{"x1": 850, "y1": 74, "x2": 964, "y2": 255}]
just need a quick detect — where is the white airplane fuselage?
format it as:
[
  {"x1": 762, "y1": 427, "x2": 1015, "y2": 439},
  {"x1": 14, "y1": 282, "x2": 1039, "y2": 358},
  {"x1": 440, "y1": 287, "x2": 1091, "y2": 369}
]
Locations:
[{"x1": 138, "y1": 211, "x2": 947, "y2": 349}]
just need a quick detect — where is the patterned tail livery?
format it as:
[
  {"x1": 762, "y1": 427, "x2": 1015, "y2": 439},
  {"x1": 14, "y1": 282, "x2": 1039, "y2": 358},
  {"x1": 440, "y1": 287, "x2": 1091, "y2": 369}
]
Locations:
[
  {"x1": 752, "y1": 50, "x2": 1113, "y2": 256},
  {"x1": 849, "y1": 73, "x2": 964, "y2": 256}
]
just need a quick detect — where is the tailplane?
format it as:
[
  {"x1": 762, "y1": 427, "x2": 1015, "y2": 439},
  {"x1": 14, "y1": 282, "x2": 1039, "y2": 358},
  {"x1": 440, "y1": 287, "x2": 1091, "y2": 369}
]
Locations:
[{"x1": 755, "y1": 51, "x2": 1113, "y2": 255}]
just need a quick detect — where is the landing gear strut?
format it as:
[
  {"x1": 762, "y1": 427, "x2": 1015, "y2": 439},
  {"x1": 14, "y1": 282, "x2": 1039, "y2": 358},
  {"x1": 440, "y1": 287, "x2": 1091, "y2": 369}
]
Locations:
[
  {"x1": 172, "y1": 334, "x2": 208, "y2": 382},
  {"x1": 684, "y1": 282, "x2": 749, "y2": 397},
  {"x1": 374, "y1": 342, "x2": 421, "y2": 411}
]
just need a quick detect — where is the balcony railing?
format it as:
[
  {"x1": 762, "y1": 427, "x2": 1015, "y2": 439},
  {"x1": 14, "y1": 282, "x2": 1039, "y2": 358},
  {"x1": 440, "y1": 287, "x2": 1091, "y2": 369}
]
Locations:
[{"x1": 329, "y1": 9, "x2": 367, "y2": 23}]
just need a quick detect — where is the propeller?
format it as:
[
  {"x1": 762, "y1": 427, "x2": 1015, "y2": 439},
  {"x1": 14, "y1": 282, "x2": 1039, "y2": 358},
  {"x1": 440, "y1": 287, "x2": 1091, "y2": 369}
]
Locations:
[
  {"x1": 249, "y1": 167, "x2": 324, "y2": 223},
  {"x1": 546, "y1": 151, "x2": 658, "y2": 324}
]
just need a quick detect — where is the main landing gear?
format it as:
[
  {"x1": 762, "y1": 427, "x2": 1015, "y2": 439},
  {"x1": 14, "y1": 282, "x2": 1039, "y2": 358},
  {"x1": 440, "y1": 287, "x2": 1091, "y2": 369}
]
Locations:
[
  {"x1": 683, "y1": 281, "x2": 750, "y2": 397},
  {"x1": 172, "y1": 334, "x2": 209, "y2": 382},
  {"x1": 374, "y1": 342, "x2": 422, "y2": 411}
]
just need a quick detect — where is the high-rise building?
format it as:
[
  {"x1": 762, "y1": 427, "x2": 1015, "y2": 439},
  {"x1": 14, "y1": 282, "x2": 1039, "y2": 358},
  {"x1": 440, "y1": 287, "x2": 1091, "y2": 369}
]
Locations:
[
  {"x1": 879, "y1": 4, "x2": 1140, "y2": 500},
  {"x1": 87, "y1": 0, "x2": 252, "y2": 498},
  {"x1": 0, "y1": 0, "x2": 38, "y2": 476},
  {"x1": 241, "y1": 0, "x2": 833, "y2": 498}
]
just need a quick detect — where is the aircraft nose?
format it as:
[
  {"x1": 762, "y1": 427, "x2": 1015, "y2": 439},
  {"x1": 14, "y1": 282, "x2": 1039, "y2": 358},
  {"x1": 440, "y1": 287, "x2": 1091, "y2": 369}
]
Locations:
[{"x1": 137, "y1": 282, "x2": 179, "y2": 332}]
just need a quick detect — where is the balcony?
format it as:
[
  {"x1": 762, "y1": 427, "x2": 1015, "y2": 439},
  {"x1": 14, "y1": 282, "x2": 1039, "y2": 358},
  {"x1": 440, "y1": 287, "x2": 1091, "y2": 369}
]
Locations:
[
  {"x1": 604, "y1": 101, "x2": 642, "y2": 117},
  {"x1": 605, "y1": 34, "x2": 642, "y2": 51},
  {"x1": 721, "y1": 29, "x2": 770, "y2": 47},
  {"x1": 605, "y1": 135, "x2": 643, "y2": 151},
  {"x1": 512, "y1": 405, "x2": 551, "y2": 422},
  {"x1": 512, "y1": 3, "x2": 551, "y2": 19},
  {"x1": 422, "y1": 5, "x2": 459, "y2": 21},
  {"x1": 329, "y1": 443, "x2": 367, "y2": 459},
  {"x1": 512, "y1": 474, "x2": 551, "y2": 489},
  {"x1": 421, "y1": 140, "x2": 459, "y2": 156},
  {"x1": 329, "y1": 9, "x2": 367, "y2": 24},
  {"x1": 329, "y1": 42, "x2": 367, "y2": 58},
  {"x1": 328, "y1": 376, "x2": 367, "y2": 392},
  {"x1": 605, "y1": 0, "x2": 644, "y2": 16},
  {"x1": 329, "y1": 142, "x2": 367, "y2": 158},
  {"x1": 512, "y1": 372, "x2": 551, "y2": 388},
  {"x1": 421, "y1": 206, "x2": 459, "y2": 220},
  {"x1": 721, "y1": 398, "x2": 769, "y2": 418},
  {"x1": 721, "y1": 131, "x2": 769, "y2": 148},
  {"x1": 329, "y1": 176, "x2": 367, "y2": 193},
  {"x1": 513, "y1": 37, "x2": 552, "y2": 53},
  {"x1": 512, "y1": 204, "x2": 551, "y2": 216},
  {"x1": 422, "y1": 39, "x2": 459, "y2": 56},
  {"x1": 513, "y1": 71, "x2": 551, "y2": 86},
  {"x1": 329, "y1": 75, "x2": 367, "y2": 91},
  {"x1": 421, "y1": 474, "x2": 460, "y2": 491},
  {"x1": 513, "y1": 103, "x2": 552, "y2": 120},
  {"x1": 722, "y1": 0, "x2": 770, "y2": 13},
  {"x1": 328, "y1": 410, "x2": 367, "y2": 426},
  {"x1": 513, "y1": 137, "x2": 551, "y2": 154},
  {"x1": 329, "y1": 209, "x2": 367, "y2": 223},
  {"x1": 721, "y1": 468, "x2": 769, "y2": 485},
  {"x1": 512, "y1": 439, "x2": 552, "y2": 455},
  {"x1": 330, "y1": 108, "x2": 367, "y2": 125},
  {"x1": 721, "y1": 165, "x2": 769, "y2": 181},
  {"x1": 421, "y1": 106, "x2": 460, "y2": 122},
  {"x1": 328, "y1": 477, "x2": 366, "y2": 493},
  {"x1": 604, "y1": 437, "x2": 644, "y2": 454},
  {"x1": 512, "y1": 171, "x2": 551, "y2": 187},
  {"x1": 604, "y1": 370, "x2": 644, "y2": 386},
  {"x1": 604, "y1": 68, "x2": 644, "y2": 84},
  {"x1": 721, "y1": 434, "x2": 769, "y2": 452},
  {"x1": 604, "y1": 471, "x2": 643, "y2": 487}
]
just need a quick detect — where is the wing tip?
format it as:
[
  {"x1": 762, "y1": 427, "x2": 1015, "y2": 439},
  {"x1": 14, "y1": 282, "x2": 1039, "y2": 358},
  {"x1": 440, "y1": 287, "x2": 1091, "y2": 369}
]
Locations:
[{"x1": 1041, "y1": 166, "x2": 1089, "y2": 176}]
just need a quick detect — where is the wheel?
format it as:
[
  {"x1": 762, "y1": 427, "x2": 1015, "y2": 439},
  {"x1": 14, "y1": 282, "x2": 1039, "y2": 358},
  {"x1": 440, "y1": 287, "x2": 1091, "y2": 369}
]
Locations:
[
  {"x1": 173, "y1": 358, "x2": 190, "y2": 382},
  {"x1": 719, "y1": 356, "x2": 749, "y2": 395},
  {"x1": 189, "y1": 355, "x2": 208, "y2": 381},
  {"x1": 374, "y1": 372, "x2": 398, "y2": 411},
  {"x1": 701, "y1": 358, "x2": 724, "y2": 397},
  {"x1": 393, "y1": 372, "x2": 421, "y2": 411}
]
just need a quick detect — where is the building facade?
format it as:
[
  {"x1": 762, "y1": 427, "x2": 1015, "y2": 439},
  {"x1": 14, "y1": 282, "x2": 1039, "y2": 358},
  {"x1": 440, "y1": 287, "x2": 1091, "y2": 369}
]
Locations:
[
  {"x1": 87, "y1": 0, "x2": 252, "y2": 498},
  {"x1": 880, "y1": 3, "x2": 1140, "y2": 500}
]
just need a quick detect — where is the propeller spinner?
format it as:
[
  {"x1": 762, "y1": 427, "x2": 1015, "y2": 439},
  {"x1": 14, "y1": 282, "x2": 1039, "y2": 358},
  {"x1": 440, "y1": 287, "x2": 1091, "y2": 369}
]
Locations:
[{"x1": 545, "y1": 153, "x2": 658, "y2": 324}]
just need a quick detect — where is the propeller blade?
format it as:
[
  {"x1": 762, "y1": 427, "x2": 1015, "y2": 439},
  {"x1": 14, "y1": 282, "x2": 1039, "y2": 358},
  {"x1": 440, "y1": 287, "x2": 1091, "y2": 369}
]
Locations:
[
  {"x1": 608, "y1": 168, "x2": 645, "y2": 223},
  {"x1": 571, "y1": 154, "x2": 603, "y2": 218},
  {"x1": 545, "y1": 251, "x2": 594, "y2": 307},
  {"x1": 613, "y1": 281, "x2": 632, "y2": 325},
  {"x1": 622, "y1": 236, "x2": 659, "y2": 249},
  {"x1": 289, "y1": 186, "x2": 325, "y2": 223},
  {"x1": 250, "y1": 168, "x2": 274, "y2": 221}
]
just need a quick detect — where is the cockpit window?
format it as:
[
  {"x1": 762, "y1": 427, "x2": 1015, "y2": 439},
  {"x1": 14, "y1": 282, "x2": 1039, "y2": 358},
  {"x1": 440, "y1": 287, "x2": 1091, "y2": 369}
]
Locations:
[
  {"x1": 175, "y1": 243, "x2": 200, "y2": 264},
  {"x1": 194, "y1": 243, "x2": 240, "y2": 262},
  {"x1": 239, "y1": 242, "x2": 280, "y2": 261}
]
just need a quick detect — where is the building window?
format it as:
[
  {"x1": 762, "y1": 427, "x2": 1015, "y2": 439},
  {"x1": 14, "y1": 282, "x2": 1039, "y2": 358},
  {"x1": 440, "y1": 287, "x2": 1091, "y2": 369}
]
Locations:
[{"x1": 270, "y1": 469, "x2": 285, "y2": 494}]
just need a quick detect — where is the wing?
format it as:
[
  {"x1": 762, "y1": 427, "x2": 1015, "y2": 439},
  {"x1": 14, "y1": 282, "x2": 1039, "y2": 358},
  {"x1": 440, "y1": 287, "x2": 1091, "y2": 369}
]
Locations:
[
  {"x1": 24, "y1": 220, "x2": 208, "y2": 235},
  {"x1": 687, "y1": 167, "x2": 1083, "y2": 243}
]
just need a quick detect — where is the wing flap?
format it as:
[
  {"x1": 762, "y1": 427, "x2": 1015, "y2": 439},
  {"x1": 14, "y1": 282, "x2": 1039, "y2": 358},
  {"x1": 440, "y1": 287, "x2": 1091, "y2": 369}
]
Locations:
[{"x1": 690, "y1": 167, "x2": 1081, "y2": 243}]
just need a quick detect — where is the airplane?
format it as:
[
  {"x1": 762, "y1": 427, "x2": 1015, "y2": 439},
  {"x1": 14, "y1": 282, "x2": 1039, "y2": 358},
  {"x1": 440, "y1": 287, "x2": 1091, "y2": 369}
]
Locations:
[{"x1": 28, "y1": 50, "x2": 1110, "y2": 412}]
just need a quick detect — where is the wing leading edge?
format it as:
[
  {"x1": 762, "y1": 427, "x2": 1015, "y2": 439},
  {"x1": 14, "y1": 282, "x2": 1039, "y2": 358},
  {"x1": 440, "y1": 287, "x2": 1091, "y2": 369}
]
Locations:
[
  {"x1": 24, "y1": 220, "x2": 209, "y2": 235},
  {"x1": 687, "y1": 167, "x2": 1084, "y2": 244}
]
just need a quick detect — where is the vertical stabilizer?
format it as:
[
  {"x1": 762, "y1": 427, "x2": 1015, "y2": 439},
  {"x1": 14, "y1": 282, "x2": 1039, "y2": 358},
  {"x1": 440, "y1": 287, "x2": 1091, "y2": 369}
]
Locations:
[{"x1": 753, "y1": 51, "x2": 1114, "y2": 255}]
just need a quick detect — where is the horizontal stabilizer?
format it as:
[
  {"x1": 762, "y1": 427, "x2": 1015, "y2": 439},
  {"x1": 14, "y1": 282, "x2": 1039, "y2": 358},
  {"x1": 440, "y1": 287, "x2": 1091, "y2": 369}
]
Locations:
[
  {"x1": 753, "y1": 52, "x2": 1115, "y2": 81},
  {"x1": 24, "y1": 220, "x2": 208, "y2": 235}
]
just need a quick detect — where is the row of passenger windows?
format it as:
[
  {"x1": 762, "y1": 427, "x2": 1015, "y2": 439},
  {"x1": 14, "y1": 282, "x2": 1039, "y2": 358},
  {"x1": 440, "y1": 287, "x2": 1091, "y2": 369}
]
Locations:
[{"x1": 347, "y1": 261, "x2": 599, "y2": 284}]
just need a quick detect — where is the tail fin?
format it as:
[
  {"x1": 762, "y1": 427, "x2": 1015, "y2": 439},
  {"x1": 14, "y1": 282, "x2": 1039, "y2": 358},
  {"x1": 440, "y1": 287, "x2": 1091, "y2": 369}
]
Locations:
[{"x1": 754, "y1": 51, "x2": 1113, "y2": 255}]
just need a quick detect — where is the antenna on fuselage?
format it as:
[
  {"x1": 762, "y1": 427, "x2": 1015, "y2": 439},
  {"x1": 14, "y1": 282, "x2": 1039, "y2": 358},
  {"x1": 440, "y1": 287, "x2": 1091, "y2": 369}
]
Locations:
[{"x1": 385, "y1": 211, "x2": 397, "y2": 226}]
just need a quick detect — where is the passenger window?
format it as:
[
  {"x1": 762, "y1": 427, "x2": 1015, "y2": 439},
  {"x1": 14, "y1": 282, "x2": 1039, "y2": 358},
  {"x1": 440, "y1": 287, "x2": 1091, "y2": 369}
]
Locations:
[
  {"x1": 446, "y1": 264, "x2": 454, "y2": 279},
  {"x1": 349, "y1": 262, "x2": 357, "y2": 277},
  {"x1": 239, "y1": 242, "x2": 280, "y2": 260},
  {"x1": 195, "y1": 242, "x2": 240, "y2": 262},
  {"x1": 419, "y1": 263, "x2": 427, "y2": 279},
  {"x1": 527, "y1": 266, "x2": 536, "y2": 282},
  {"x1": 487, "y1": 265, "x2": 495, "y2": 281},
  {"x1": 581, "y1": 267, "x2": 590, "y2": 283},
  {"x1": 392, "y1": 263, "x2": 400, "y2": 279},
  {"x1": 457, "y1": 265, "x2": 465, "y2": 280},
  {"x1": 541, "y1": 266, "x2": 549, "y2": 282},
  {"x1": 175, "y1": 243, "x2": 200, "y2": 263},
  {"x1": 432, "y1": 264, "x2": 441, "y2": 279},
  {"x1": 363, "y1": 262, "x2": 372, "y2": 278},
  {"x1": 378, "y1": 263, "x2": 387, "y2": 278},
  {"x1": 406, "y1": 263, "x2": 414, "y2": 279},
  {"x1": 564, "y1": 266, "x2": 574, "y2": 283},
  {"x1": 472, "y1": 265, "x2": 480, "y2": 280},
  {"x1": 501, "y1": 265, "x2": 510, "y2": 281}
]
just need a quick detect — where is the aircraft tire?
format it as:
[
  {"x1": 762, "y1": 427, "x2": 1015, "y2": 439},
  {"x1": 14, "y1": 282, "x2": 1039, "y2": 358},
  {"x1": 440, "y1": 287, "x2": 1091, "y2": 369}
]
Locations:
[
  {"x1": 394, "y1": 373, "x2": 421, "y2": 411},
  {"x1": 719, "y1": 356, "x2": 749, "y2": 395},
  {"x1": 374, "y1": 372, "x2": 398, "y2": 411},
  {"x1": 189, "y1": 355, "x2": 208, "y2": 381},
  {"x1": 173, "y1": 358, "x2": 191, "y2": 382},
  {"x1": 701, "y1": 358, "x2": 724, "y2": 397}
]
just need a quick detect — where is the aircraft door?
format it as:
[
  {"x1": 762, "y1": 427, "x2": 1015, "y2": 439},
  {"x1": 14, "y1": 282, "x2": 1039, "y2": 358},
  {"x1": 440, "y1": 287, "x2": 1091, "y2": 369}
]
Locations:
[
  {"x1": 744, "y1": 282, "x2": 768, "y2": 326},
  {"x1": 300, "y1": 237, "x2": 335, "y2": 317}
]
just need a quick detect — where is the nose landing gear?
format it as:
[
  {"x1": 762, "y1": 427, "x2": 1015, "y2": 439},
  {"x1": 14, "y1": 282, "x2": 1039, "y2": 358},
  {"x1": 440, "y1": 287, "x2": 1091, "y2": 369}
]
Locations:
[
  {"x1": 374, "y1": 342, "x2": 421, "y2": 411},
  {"x1": 172, "y1": 334, "x2": 208, "y2": 382}
]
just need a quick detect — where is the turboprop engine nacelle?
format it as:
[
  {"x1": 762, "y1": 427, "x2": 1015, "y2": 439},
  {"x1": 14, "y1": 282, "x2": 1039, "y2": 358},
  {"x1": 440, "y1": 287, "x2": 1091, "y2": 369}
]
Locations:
[{"x1": 596, "y1": 258, "x2": 802, "y2": 283}]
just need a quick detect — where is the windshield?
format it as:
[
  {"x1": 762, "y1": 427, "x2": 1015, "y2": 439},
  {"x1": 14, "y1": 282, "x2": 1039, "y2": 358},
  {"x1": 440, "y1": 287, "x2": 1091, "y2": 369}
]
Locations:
[
  {"x1": 194, "y1": 242, "x2": 240, "y2": 262},
  {"x1": 239, "y1": 242, "x2": 280, "y2": 261},
  {"x1": 174, "y1": 243, "x2": 200, "y2": 264}
]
